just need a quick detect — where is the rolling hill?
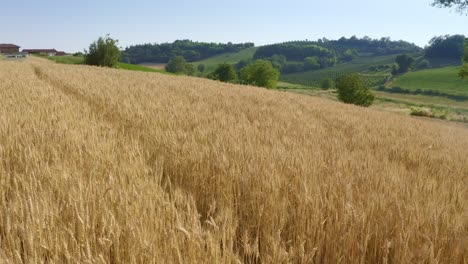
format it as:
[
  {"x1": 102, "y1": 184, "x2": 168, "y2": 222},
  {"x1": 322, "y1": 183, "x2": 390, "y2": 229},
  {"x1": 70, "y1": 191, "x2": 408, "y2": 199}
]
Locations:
[
  {"x1": 392, "y1": 66, "x2": 468, "y2": 96},
  {"x1": 280, "y1": 53, "x2": 418, "y2": 87},
  {"x1": 192, "y1": 47, "x2": 258, "y2": 74},
  {"x1": 0, "y1": 57, "x2": 467, "y2": 262}
]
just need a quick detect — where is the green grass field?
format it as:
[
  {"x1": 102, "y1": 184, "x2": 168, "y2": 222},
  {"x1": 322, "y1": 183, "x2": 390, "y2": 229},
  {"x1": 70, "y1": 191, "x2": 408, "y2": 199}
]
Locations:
[
  {"x1": 42, "y1": 55, "x2": 85, "y2": 64},
  {"x1": 281, "y1": 53, "x2": 420, "y2": 87},
  {"x1": 193, "y1": 47, "x2": 258, "y2": 74},
  {"x1": 41, "y1": 55, "x2": 169, "y2": 74},
  {"x1": 116, "y1": 62, "x2": 170, "y2": 74},
  {"x1": 392, "y1": 66, "x2": 468, "y2": 96}
]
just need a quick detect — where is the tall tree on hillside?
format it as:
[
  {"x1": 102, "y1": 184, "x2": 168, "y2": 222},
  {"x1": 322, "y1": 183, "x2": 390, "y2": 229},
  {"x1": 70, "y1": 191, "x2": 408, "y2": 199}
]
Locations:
[
  {"x1": 432, "y1": 0, "x2": 468, "y2": 12},
  {"x1": 431, "y1": 1, "x2": 468, "y2": 78},
  {"x1": 85, "y1": 35, "x2": 121, "y2": 67},
  {"x1": 460, "y1": 39, "x2": 468, "y2": 79},
  {"x1": 393, "y1": 54, "x2": 415, "y2": 74},
  {"x1": 166, "y1": 56, "x2": 189, "y2": 74}
]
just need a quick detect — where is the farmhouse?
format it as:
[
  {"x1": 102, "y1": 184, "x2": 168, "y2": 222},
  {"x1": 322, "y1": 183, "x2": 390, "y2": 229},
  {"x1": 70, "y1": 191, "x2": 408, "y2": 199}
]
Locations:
[{"x1": 0, "y1": 44, "x2": 20, "y2": 54}]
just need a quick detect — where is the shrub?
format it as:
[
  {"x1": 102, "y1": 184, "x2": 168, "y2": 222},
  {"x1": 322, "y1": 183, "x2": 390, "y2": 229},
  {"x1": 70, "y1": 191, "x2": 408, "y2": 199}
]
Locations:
[
  {"x1": 321, "y1": 78, "x2": 334, "y2": 89},
  {"x1": 240, "y1": 60, "x2": 280, "y2": 88},
  {"x1": 185, "y1": 63, "x2": 195, "y2": 76},
  {"x1": 410, "y1": 106, "x2": 450, "y2": 120},
  {"x1": 197, "y1": 64, "x2": 205, "y2": 73},
  {"x1": 416, "y1": 59, "x2": 430, "y2": 69},
  {"x1": 410, "y1": 107, "x2": 431, "y2": 117},
  {"x1": 336, "y1": 74, "x2": 375, "y2": 107}
]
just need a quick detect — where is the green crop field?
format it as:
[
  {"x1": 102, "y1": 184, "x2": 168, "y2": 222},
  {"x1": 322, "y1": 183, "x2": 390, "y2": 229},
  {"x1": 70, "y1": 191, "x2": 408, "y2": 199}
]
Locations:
[
  {"x1": 193, "y1": 47, "x2": 258, "y2": 74},
  {"x1": 281, "y1": 53, "x2": 420, "y2": 87},
  {"x1": 393, "y1": 66, "x2": 468, "y2": 96}
]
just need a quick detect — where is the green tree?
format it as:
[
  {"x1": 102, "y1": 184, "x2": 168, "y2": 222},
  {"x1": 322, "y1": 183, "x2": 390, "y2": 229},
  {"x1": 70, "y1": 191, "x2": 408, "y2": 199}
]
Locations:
[
  {"x1": 240, "y1": 60, "x2": 280, "y2": 88},
  {"x1": 394, "y1": 54, "x2": 415, "y2": 74},
  {"x1": 336, "y1": 74, "x2": 375, "y2": 107},
  {"x1": 342, "y1": 49, "x2": 356, "y2": 61},
  {"x1": 416, "y1": 59, "x2": 430, "y2": 69},
  {"x1": 269, "y1": 54, "x2": 287, "y2": 70},
  {"x1": 460, "y1": 39, "x2": 468, "y2": 79},
  {"x1": 321, "y1": 78, "x2": 334, "y2": 89},
  {"x1": 304, "y1": 56, "x2": 321, "y2": 70},
  {"x1": 432, "y1": 0, "x2": 468, "y2": 12},
  {"x1": 165, "y1": 56, "x2": 188, "y2": 74},
  {"x1": 85, "y1": 35, "x2": 121, "y2": 67},
  {"x1": 213, "y1": 63, "x2": 238, "y2": 82}
]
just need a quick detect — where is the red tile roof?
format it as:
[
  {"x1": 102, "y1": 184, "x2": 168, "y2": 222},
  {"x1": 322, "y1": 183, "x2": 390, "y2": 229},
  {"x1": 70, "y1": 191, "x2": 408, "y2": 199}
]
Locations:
[{"x1": 0, "y1": 44, "x2": 20, "y2": 48}]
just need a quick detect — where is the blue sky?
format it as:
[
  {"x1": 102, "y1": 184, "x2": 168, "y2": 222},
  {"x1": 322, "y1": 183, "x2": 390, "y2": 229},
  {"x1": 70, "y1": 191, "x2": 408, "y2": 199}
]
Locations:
[{"x1": 1, "y1": 0, "x2": 467, "y2": 52}]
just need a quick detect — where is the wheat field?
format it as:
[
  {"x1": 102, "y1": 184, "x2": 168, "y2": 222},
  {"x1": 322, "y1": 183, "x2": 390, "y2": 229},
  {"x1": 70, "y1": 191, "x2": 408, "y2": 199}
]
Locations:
[{"x1": 0, "y1": 57, "x2": 467, "y2": 263}]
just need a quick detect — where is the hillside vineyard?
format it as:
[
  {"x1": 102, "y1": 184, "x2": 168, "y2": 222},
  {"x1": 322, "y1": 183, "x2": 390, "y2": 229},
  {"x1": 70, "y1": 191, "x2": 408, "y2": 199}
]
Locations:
[{"x1": 1, "y1": 58, "x2": 468, "y2": 263}]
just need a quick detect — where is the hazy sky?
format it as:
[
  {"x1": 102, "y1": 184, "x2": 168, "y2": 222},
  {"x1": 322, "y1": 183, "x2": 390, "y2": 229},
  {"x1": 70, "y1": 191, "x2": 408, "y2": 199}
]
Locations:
[{"x1": 1, "y1": 0, "x2": 467, "y2": 52}]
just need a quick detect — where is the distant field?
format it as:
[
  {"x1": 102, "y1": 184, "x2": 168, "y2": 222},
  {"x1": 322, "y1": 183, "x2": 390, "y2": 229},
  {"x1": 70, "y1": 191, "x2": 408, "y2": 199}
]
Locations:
[
  {"x1": 193, "y1": 47, "x2": 258, "y2": 74},
  {"x1": 43, "y1": 55, "x2": 85, "y2": 64},
  {"x1": 139, "y1": 63, "x2": 166, "y2": 70},
  {"x1": 392, "y1": 66, "x2": 468, "y2": 96},
  {"x1": 281, "y1": 54, "x2": 418, "y2": 87},
  {"x1": 116, "y1": 62, "x2": 170, "y2": 74},
  {"x1": 41, "y1": 55, "x2": 169, "y2": 74}
]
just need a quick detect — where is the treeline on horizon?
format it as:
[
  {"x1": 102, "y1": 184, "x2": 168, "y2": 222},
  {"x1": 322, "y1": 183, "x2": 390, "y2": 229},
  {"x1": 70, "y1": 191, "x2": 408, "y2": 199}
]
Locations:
[
  {"x1": 121, "y1": 40, "x2": 254, "y2": 64},
  {"x1": 121, "y1": 35, "x2": 465, "y2": 75},
  {"x1": 252, "y1": 37, "x2": 424, "y2": 74}
]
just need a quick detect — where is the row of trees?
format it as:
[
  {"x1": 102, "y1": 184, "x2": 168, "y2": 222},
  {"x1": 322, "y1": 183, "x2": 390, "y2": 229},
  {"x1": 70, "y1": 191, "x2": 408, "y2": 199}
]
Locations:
[
  {"x1": 424, "y1": 35, "x2": 465, "y2": 60},
  {"x1": 252, "y1": 37, "x2": 422, "y2": 74},
  {"x1": 254, "y1": 43, "x2": 335, "y2": 62},
  {"x1": 460, "y1": 39, "x2": 468, "y2": 78},
  {"x1": 432, "y1": 1, "x2": 467, "y2": 78},
  {"x1": 432, "y1": 0, "x2": 468, "y2": 12},
  {"x1": 121, "y1": 40, "x2": 254, "y2": 64},
  {"x1": 210, "y1": 60, "x2": 280, "y2": 89}
]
